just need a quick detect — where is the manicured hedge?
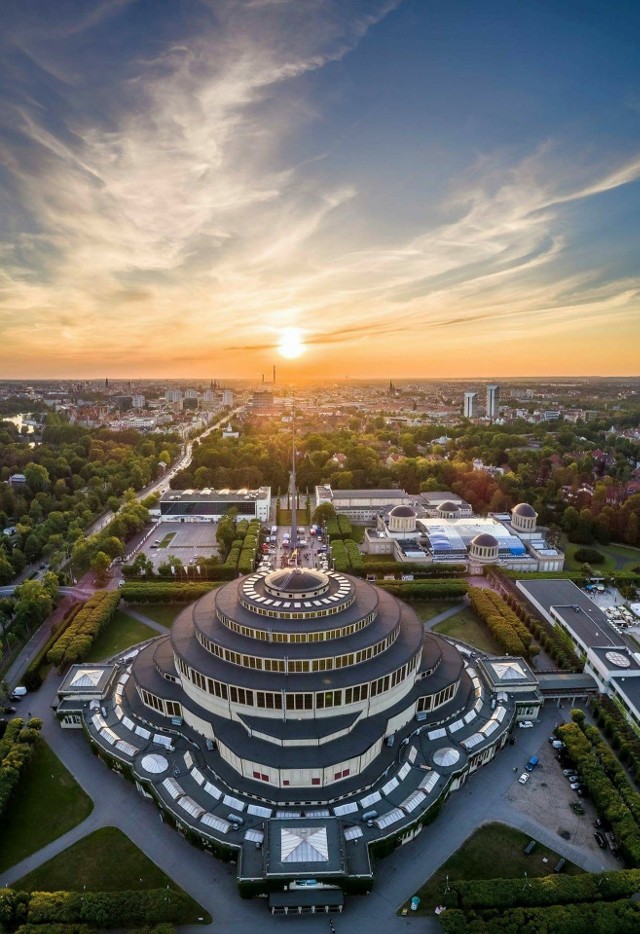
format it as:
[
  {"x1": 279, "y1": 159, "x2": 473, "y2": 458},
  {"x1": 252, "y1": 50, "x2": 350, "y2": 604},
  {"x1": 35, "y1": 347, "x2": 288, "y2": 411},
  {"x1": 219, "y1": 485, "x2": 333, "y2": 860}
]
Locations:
[
  {"x1": 330, "y1": 539, "x2": 349, "y2": 572},
  {"x1": 47, "y1": 592, "x2": 121, "y2": 670},
  {"x1": 337, "y1": 515, "x2": 352, "y2": 538},
  {"x1": 591, "y1": 696, "x2": 640, "y2": 782},
  {"x1": 363, "y1": 561, "x2": 467, "y2": 578},
  {"x1": 440, "y1": 898, "x2": 640, "y2": 933},
  {"x1": 121, "y1": 582, "x2": 221, "y2": 603},
  {"x1": 557, "y1": 716, "x2": 640, "y2": 865},
  {"x1": 0, "y1": 718, "x2": 43, "y2": 820},
  {"x1": 467, "y1": 588, "x2": 529, "y2": 657},
  {"x1": 23, "y1": 601, "x2": 83, "y2": 690},
  {"x1": 19, "y1": 890, "x2": 192, "y2": 927},
  {"x1": 380, "y1": 580, "x2": 468, "y2": 600},
  {"x1": 344, "y1": 539, "x2": 364, "y2": 574}
]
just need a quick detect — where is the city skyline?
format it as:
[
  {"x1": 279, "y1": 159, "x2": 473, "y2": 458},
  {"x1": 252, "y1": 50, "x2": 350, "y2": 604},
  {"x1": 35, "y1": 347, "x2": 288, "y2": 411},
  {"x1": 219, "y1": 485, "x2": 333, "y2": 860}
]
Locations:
[{"x1": 1, "y1": 1, "x2": 640, "y2": 379}]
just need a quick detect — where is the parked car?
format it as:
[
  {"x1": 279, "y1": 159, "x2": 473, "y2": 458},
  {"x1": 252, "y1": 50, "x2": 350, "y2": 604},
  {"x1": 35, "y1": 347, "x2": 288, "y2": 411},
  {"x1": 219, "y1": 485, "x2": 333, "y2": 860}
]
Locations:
[
  {"x1": 569, "y1": 782, "x2": 581, "y2": 790},
  {"x1": 593, "y1": 818, "x2": 604, "y2": 828},
  {"x1": 518, "y1": 773, "x2": 530, "y2": 784},
  {"x1": 1, "y1": 706, "x2": 17, "y2": 714},
  {"x1": 562, "y1": 769, "x2": 575, "y2": 776},
  {"x1": 570, "y1": 801, "x2": 585, "y2": 815},
  {"x1": 594, "y1": 831, "x2": 607, "y2": 849},
  {"x1": 519, "y1": 721, "x2": 534, "y2": 729}
]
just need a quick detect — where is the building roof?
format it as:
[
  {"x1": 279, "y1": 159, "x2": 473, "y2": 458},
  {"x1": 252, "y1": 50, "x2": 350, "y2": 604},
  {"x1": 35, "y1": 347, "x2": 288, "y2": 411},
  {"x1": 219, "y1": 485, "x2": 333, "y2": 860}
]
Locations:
[
  {"x1": 438, "y1": 501, "x2": 460, "y2": 512},
  {"x1": 265, "y1": 568, "x2": 329, "y2": 594},
  {"x1": 389, "y1": 505, "x2": 416, "y2": 518},
  {"x1": 471, "y1": 533, "x2": 499, "y2": 548},
  {"x1": 512, "y1": 502, "x2": 537, "y2": 517}
]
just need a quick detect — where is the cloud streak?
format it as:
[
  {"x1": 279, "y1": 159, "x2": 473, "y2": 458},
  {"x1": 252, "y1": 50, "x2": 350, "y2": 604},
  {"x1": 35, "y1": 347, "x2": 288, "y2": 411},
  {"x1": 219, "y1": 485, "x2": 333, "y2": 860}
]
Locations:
[{"x1": 0, "y1": 0, "x2": 639, "y2": 377}]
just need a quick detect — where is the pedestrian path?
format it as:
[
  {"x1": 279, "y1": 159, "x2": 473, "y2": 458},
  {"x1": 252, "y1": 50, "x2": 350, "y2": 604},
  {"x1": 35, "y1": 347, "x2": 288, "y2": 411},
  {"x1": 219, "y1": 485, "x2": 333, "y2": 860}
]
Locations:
[{"x1": 122, "y1": 606, "x2": 172, "y2": 635}]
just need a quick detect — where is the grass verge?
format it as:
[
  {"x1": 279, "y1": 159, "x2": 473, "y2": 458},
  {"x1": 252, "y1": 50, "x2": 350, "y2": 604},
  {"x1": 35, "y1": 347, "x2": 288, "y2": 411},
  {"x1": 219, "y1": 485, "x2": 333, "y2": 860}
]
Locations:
[
  {"x1": 0, "y1": 738, "x2": 93, "y2": 872},
  {"x1": 158, "y1": 532, "x2": 176, "y2": 548},
  {"x1": 410, "y1": 601, "x2": 464, "y2": 623},
  {"x1": 433, "y1": 606, "x2": 502, "y2": 654},
  {"x1": 13, "y1": 826, "x2": 210, "y2": 923},
  {"x1": 84, "y1": 609, "x2": 157, "y2": 662},
  {"x1": 130, "y1": 604, "x2": 187, "y2": 627},
  {"x1": 399, "y1": 822, "x2": 583, "y2": 915}
]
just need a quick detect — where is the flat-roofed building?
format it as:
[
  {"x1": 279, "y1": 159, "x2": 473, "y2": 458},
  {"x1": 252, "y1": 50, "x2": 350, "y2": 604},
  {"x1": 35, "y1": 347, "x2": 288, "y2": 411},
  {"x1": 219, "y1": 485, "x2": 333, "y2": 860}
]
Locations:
[
  {"x1": 315, "y1": 484, "x2": 412, "y2": 522},
  {"x1": 157, "y1": 487, "x2": 271, "y2": 522}
]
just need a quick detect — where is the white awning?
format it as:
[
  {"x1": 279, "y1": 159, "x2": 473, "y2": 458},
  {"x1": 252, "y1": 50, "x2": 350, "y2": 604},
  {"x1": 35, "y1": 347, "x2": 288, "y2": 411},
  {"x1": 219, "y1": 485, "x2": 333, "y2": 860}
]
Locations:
[
  {"x1": 381, "y1": 777, "x2": 399, "y2": 796},
  {"x1": 418, "y1": 771, "x2": 439, "y2": 793},
  {"x1": 462, "y1": 732, "x2": 483, "y2": 749},
  {"x1": 135, "y1": 725, "x2": 151, "y2": 739},
  {"x1": 374, "y1": 808, "x2": 405, "y2": 830},
  {"x1": 178, "y1": 796, "x2": 206, "y2": 819},
  {"x1": 247, "y1": 803, "x2": 272, "y2": 818},
  {"x1": 223, "y1": 794, "x2": 245, "y2": 811},
  {"x1": 162, "y1": 777, "x2": 185, "y2": 800},
  {"x1": 397, "y1": 762, "x2": 411, "y2": 781},
  {"x1": 191, "y1": 767, "x2": 205, "y2": 786},
  {"x1": 400, "y1": 790, "x2": 426, "y2": 814},
  {"x1": 333, "y1": 802, "x2": 358, "y2": 816},
  {"x1": 100, "y1": 727, "x2": 119, "y2": 746},
  {"x1": 245, "y1": 828, "x2": 264, "y2": 843},
  {"x1": 344, "y1": 825, "x2": 363, "y2": 841},
  {"x1": 153, "y1": 734, "x2": 173, "y2": 749},
  {"x1": 121, "y1": 716, "x2": 135, "y2": 732},
  {"x1": 427, "y1": 727, "x2": 447, "y2": 740},
  {"x1": 183, "y1": 750, "x2": 194, "y2": 768},
  {"x1": 115, "y1": 740, "x2": 138, "y2": 757},
  {"x1": 203, "y1": 781, "x2": 222, "y2": 800},
  {"x1": 407, "y1": 745, "x2": 418, "y2": 764},
  {"x1": 359, "y1": 791, "x2": 382, "y2": 808},
  {"x1": 200, "y1": 812, "x2": 231, "y2": 833}
]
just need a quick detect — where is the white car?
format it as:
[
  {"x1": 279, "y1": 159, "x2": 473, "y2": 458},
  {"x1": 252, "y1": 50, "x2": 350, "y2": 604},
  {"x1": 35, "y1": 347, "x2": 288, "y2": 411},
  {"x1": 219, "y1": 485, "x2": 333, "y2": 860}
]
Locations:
[
  {"x1": 518, "y1": 773, "x2": 530, "y2": 784},
  {"x1": 518, "y1": 721, "x2": 534, "y2": 729}
]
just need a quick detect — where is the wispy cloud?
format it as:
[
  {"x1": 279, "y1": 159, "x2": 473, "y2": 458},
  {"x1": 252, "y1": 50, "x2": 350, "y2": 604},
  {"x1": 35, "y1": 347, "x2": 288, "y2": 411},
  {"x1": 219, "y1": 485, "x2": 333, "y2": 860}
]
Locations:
[{"x1": 0, "y1": 0, "x2": 638, "y2": 376}]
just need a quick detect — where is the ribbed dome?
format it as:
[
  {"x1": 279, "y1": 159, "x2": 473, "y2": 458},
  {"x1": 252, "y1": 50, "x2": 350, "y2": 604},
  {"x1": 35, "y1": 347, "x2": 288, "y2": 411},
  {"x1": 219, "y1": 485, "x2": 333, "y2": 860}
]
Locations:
[
  {"x1": 512, "y1": 503, "x2": 536, "y2": 518},
  {"x1": 438, "y1": 501, "x2": 460, "y2": 512},
  {"x1": 264, "y1": 567, "x2": 329, "y2": 596},
  {"x1": 389, "y1": 505, "x2": 416, "y2": 518},
  {"x1": 471, "y1": 533, "x2": 499, "y2": 548}
]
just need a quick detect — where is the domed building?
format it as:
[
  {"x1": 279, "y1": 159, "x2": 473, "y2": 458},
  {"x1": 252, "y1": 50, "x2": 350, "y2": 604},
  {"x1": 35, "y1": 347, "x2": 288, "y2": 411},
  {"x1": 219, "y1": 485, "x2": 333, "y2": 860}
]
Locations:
[
  {"x1": 469, "y1": 532, "x2": 500, "y2": 564},
  {"x1": 510, "y1": 502, "x2": 537, "y2": 534},
  {"x1": 56, "y1": 568, "x2": 523, "y2": 903},
  {"x1": 437, "y1": 501, "x2": 461, "y2": 520},
  {"x1": 387, "y1": 504, "x2": 417, "y2": 534}
]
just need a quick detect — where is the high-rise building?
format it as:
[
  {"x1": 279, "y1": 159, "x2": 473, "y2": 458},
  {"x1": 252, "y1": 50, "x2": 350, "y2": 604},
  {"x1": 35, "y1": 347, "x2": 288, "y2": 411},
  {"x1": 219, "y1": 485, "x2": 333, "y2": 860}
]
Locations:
[
  {"x1": 222, "y1": 389, "x2": 234, "y2": 407},
  {"x1": 165, "y1": 388, "x2": 182, "y2": 403},
  {"x1": 132, "y1": 394, "x2": 145, "y2": 409},
  {"x1": 486, "y1": 384, "x2": 500, "y2": 420},
  {"x1": 463, "y1": 391, "x2": 477, "y2": 418}
]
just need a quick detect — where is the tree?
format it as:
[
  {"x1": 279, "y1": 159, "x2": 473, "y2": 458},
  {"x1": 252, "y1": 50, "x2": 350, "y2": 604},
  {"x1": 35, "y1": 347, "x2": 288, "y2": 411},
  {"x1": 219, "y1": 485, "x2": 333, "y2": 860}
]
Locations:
[
  {"x1": 312, "y1": 503, "x2": 337, "y2": 525},
  {"x1": 24, "y1": 463, "x2": 50, "y2": 492},
  {"x1": 13, "y1": 580, "x2": 54, "y2": 633},
  {"x1": 90, "y1": 551, "x2": 111, "y2": 583}
]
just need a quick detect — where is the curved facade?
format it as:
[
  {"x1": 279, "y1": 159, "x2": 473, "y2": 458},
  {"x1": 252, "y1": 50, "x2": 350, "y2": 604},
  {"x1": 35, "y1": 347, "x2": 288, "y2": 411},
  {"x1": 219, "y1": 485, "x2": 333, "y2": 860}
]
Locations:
[
  {"x1": 134, "y1": 568, "x2": 452, "y2": 790},
  {"x1": 511, "y1": 502, "x2": 537, "y2": 533},
  {"x1": 57, "y1": 570, "x2": 521, "y2": 895},
  {"x1": 469, "y1": 533, "x2": 499, "y2": 563}
]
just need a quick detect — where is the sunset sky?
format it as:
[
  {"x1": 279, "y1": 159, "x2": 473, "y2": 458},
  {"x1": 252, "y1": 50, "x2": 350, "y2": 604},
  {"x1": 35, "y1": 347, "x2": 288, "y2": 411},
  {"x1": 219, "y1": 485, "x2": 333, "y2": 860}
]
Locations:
[{"x1": 1, "y1": 0, "x2": 639, "y2": 379}]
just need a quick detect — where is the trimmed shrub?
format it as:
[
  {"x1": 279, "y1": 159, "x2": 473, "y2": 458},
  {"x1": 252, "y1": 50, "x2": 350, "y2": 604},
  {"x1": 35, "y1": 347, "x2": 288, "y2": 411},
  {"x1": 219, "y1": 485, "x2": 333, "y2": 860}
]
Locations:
[
  {"x1": 0, "y1": 717, "x2": 43, "y2": 819},
  {"x1": 121, "y1": 582, "x2": 221, "y2": 603},
  {"x1": 574, "y1": 547, "x2": 605, "y2": 564},
  {"x1": 46, "y1": 592, "x2": 121, "y2": 670}
]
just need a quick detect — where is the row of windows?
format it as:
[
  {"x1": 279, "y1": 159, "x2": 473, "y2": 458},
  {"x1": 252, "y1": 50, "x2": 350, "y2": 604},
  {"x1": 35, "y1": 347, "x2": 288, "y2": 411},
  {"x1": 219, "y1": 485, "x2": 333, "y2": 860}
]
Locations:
[
  {"x1": 217, "y1": 610, "x2": 375, "y2": 643},
  {"x1": 139, "y1": 687, "x2": 182, "y2": 719},
  {"x1": 196, "y1": 627, "x2": 397, "y2": 673},
  {"x1": 175, "y1": 651, "x2": 421, "y2": 711},
  {"x1": 238, "y1": 593, "x2": 355, "y2": 620},
  {"x1": 416, "y1": 682, "x2": 457, "y2": 712}
]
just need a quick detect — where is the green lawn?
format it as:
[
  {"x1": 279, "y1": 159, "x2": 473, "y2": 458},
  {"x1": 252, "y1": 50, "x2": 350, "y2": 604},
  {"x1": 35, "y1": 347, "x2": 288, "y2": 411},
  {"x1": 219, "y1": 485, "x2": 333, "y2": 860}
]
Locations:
[
  {"x1": 158, "y1": 531, "x2": 176, "y2": 548},
  {"x1": 433, "y1": 607, "x2": 502, "y2": 655},
  {"x1": 562, "y1": 538, "x2": 640, "y2": 572},
  {"x1": 410, "y1": 601, "x2": 463, "y2": 623},
  {"x1": 400, "y1": 822, "x2": 583, "y2": 915},
  {"x1": 363, "y1": 554, "x2": 398, "y2": 565},
  {"x1": 0, "y1": 738, "x2": 93, "y2": 872},
  {"x1": 13, "y1": 826, "x2": 210, "y2": 922},
  {"x1": 132, "y1": 604, "x2": 187, "y2": 627},
  {"x1": 278, "y1": 509, "x2": 308, "y2": 525},
  {"x1": 84, "y1": 609, "x2": 157, "y2": 662},
  {"x1": 350, "y1": 525, "x2": 366, "y2": 544}
]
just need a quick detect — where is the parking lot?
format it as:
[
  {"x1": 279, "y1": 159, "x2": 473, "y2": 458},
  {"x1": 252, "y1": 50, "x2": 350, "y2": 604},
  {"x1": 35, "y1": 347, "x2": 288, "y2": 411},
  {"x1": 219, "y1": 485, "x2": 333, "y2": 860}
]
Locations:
[
  {"x1": 136, "y1": 521, "x2": 220, "y2": 570},
  {"x1": 506, "y1": 729, "x2": 620, "y2": 868}
]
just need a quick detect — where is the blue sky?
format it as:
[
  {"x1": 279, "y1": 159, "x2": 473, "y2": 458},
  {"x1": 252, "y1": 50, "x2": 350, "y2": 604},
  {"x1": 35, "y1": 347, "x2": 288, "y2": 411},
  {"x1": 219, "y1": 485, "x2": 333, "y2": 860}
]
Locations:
[{"x1": 1, "y1": 0, "x2": 639, "y2": 378}]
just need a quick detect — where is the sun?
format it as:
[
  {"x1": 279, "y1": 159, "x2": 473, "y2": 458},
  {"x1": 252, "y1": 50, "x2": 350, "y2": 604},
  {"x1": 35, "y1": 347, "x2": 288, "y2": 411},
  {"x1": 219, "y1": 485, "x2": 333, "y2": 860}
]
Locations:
[{"x1": 277, "y1": 327, "x2": 305, "y2": 359}]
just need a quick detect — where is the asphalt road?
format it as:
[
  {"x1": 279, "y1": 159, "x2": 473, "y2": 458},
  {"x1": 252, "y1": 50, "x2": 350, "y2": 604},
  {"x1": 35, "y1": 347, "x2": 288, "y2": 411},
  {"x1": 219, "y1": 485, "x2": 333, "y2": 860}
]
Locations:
[{"x1": 1, "y1": 684, "x2": 610, "y2": 934}]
